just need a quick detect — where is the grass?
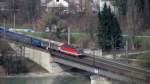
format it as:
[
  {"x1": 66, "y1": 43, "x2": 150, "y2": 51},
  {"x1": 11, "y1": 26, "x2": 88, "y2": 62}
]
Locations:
[
  {"x1": 127, "y1": 52, "x2": 150, "y2": 61},
  {"x1": 24, "y1": 32, "x2": 43, "y2": 38},
  {"x1": 24, "y1": 32, "x2": 150, "y2": 42},
  {"x1": 15, "y1": 25, "x2": 32, "y2": 29},
  {"x1": 125, "y1": 52, "x2": 150, "y2": 68},
  {"x1": 71, "y1": 32, "x2": 88, "y2": 40},
  {"x1": 0, "y1": 24, "x2": 33, "y2": 29}
]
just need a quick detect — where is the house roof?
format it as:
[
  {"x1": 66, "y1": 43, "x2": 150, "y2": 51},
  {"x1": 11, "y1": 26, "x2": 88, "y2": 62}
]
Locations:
[{"x1": 47, "y1": 0, "x2": 69, "y2": 8}]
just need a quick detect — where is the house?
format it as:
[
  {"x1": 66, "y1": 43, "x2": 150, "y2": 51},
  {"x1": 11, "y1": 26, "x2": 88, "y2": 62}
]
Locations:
[
  {"x1": 0, "y1": 2, "x2": 8, "y2": 11},
  {"x1": 66, "y1": 0, "x2": 91, "y2": 13},
  {"x1": 46, "y1": 0, "x2": 69, "y2": 11},
  {"x1": 45, "y1": 0, "x2": 93, "y2": 15}
]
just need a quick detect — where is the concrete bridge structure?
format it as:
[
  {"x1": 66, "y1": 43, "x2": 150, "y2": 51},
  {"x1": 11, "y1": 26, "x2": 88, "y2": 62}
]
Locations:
[{"x1": 9, "y1": 42, "x2": 71, "y2": 73}]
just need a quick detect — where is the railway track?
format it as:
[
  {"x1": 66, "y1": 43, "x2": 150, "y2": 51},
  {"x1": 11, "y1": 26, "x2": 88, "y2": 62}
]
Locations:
[
  {"x1": 50, "y1": 50, "x2": 150, "y2": 82},
  {"x1": 86, "y1": 54, "x2": 150, "y2": 78},
  {"x1": 84, "y1": 55, "x2": 150, "y2": 75},
  {"x1": 83, "y1": 55, "x2": 150, "y2": 81}
]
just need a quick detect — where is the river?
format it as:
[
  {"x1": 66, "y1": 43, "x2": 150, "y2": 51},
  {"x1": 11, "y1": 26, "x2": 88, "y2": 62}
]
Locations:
[{"x1": 0, "y1": 75, "x2": 90, "y2": 84}]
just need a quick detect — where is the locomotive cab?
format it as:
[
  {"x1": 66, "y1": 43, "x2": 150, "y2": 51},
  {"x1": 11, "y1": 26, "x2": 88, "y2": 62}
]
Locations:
[{"x1": 60, "y1": 44, "x2": 84, "y2": 57}]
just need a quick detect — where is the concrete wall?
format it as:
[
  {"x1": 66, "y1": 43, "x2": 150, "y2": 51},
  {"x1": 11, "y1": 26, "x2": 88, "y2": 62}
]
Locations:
[
  {"x1": 49, "y1": 62, "x2": 72, "y2": 73},
  {"x1": 25, "y1": 47, "x2": 72, "y2": 73},
  {"x1": 84, "y1": 49, "x2": 102, "y2": 57},
  {"x1": 90, "y1": 75, "x2": 112, "y2": 84},
  {"x1": 90, "y1": 75, "x2": 149, "y2": 84},
  {"x1": 24, "y1": 47, "x2": 52, "y2": 72}
]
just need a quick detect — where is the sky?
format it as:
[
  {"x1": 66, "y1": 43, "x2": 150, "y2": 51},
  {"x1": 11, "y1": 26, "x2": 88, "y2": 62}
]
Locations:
[
  {"x1": 41, "y1": 0, "x2": 46, "y2": 4},
  {"x1": 93, "y1": 0, "x2": 115, "y2": 12}
]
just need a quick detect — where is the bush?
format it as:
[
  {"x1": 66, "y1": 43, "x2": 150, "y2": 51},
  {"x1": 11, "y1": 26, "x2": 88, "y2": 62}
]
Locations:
[
  {"x1": 133, "y1": 37, "x2": 142, "y2": 50},
  {"x1": 0, "y1": 56, "x2": 2, "y2": 65},
  {"x1": 136, "y1": 53, "x2": 150, "y2": 68},
  {"x1": 1, "y1": 56, "x2": 29, "y2": 74},
  {"x1": 124, "y1": 36, "x2": 150, "y2": 50},
  {"x1": 141, "y1": 38, "x2": 150, "y2": 50}
]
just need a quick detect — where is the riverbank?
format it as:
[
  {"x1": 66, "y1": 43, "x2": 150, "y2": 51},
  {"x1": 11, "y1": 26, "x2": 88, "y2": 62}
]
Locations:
[
  {"x1": 0, "y1": 72, "x2": 90, "y2": 84},
  {"x1": 0, "y1": 59, "x2": 47, "y2": 77},
  {"x1": 0, "y1": 66, "x2": 5, "y2": 75},
  {"x1": 0, "y1": 72, "x2": 71, "y2": 78},
  {"x1": 0, "y1": 70, "x2": 90, "y2": 84}
]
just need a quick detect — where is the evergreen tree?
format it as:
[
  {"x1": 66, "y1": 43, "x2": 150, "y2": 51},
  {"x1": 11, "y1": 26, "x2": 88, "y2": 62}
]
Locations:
[{"x1": 97, "y1": 4, "x2": 123, "y2": 51}]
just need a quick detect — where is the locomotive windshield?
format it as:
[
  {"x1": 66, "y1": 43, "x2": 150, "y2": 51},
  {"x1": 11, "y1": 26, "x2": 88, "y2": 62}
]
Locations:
[{"x1": 76, "y1": 47, "x2": 83, "y2": 53}]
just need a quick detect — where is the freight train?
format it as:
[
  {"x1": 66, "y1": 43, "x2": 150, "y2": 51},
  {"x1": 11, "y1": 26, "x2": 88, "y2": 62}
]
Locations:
[{"x1": 0, "y1": 27, "x2": 83, "y2": 57}]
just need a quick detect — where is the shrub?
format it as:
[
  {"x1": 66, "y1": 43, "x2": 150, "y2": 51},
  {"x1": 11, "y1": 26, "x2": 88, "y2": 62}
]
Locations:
[{"x1": 1, "y1": 56, "x2": 29, "y2": 74}]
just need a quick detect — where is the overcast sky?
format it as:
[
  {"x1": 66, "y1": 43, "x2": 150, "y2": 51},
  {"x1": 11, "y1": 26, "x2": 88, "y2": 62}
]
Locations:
[
  {"x1": 41, "y1": 0, "x2": 46, "y2": 3},
  {"x1": 93, "y1": 0, "x2": 115, "y2": 12}
]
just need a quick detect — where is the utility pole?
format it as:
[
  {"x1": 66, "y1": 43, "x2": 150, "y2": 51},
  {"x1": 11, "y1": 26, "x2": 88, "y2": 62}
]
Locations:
[
  {"x1": 68, "y1": 27, "x2": 70, "y2": 45},
  {"x1": 12, "y1": 0, "x2": 16, "y2": 29},
  {"x1": 93, "y1": 49, "x2": 96, "y2": 66},
  {"x1": 125, "y1": 40, "x2": 128, "y2": 60},
  {"x1": 3, "y1": 17, "x2": 6, "y2": 39},
  {"x1": 13, "y1": 13, "x2": 16, "y2": 29},
  {"x1": 3, "y1": 17, "x2": 6, "y2": 28},
  {"x1": 125, "y1": 40, "x2": 128, "y2": 56}
]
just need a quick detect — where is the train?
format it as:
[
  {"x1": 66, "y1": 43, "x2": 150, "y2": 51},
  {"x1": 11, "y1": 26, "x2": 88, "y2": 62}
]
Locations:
[
  {"x1": 48, "y1": 40, "x2": 83, "y2": 56},
  {"x1": 0, "y1": 27, "x2": 83, "y2": 57}
]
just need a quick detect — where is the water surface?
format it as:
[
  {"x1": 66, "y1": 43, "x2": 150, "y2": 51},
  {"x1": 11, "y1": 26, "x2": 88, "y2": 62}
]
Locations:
[{"x1": 0, "y1": 75, "x2": 90, "y2": 84}]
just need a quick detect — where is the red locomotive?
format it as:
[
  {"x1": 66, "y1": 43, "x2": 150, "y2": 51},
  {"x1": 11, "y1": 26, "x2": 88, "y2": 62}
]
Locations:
[{"x1": 48, "y1": 40, "x2": 83, "y2": 57}]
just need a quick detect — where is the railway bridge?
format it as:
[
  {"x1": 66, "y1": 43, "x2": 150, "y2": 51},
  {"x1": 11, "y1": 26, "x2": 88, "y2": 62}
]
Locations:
[
  {"x1": 0, "y1": 29, "x2": 150, "y2": 84},
  {"x1": 7, "y1": 40, "x2": 150, "y2": 84},
  {"x1": 50, "y1": 49, "x2": 150, "y2": 83}
]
